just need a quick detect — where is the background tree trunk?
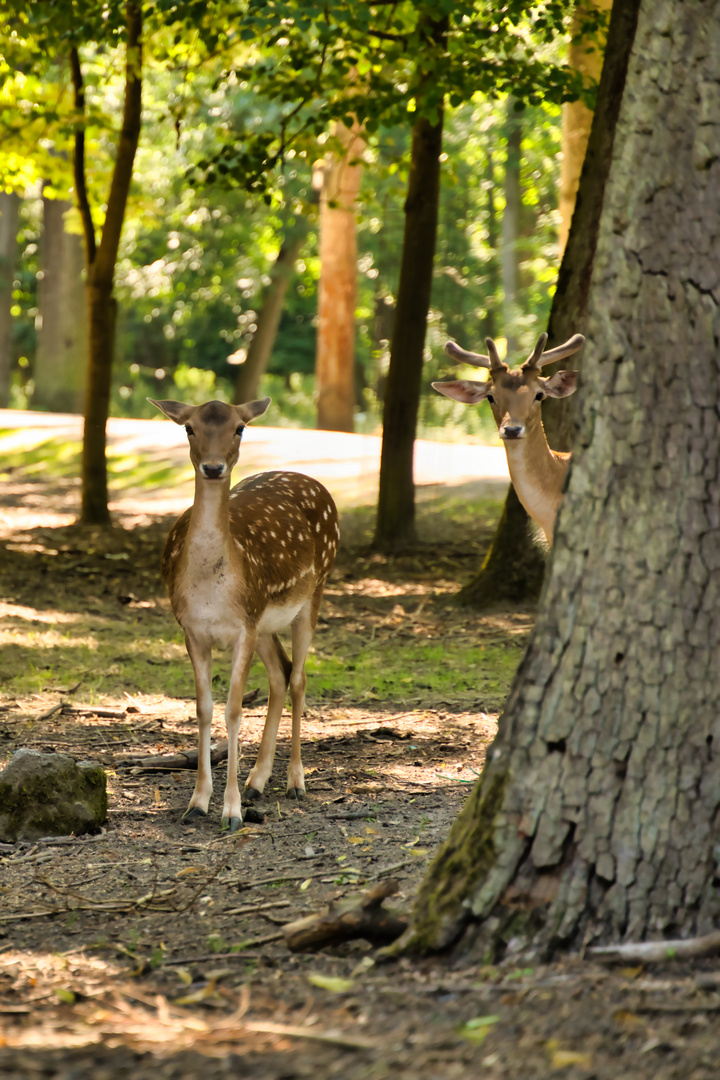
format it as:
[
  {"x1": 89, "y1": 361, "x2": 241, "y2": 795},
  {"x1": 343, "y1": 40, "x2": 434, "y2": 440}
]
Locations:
[
  {"x1": 315, "y1": 123, "x2": 365, "y2": 433},
  {"x1": 408, "y1": 0, "x2": 718, "y2": 959},
  {"x1": 458, "y1": 0, "x2": 640, "y2": 607},
  {"x1": 76, "y1": 1, "x2": 142, "y2": 526},
  {"x1": 558, "y1": 0, "x2": 613, "y2": 259},
  {"x1": 502, "y1": 103, "x2": 522, "y2": 355},
  {"x1": 0, "y1": 192, "x2": 20, "y2": 408},
  {"x1": 374, "y1": 15, "x2": 447, "y2": 552},
  {"x1": 233, "y1": 218, "x2": 309, "y2": 405},
  {"x1": 33, "y1": 194, "x2": 87, "y2": 414}
]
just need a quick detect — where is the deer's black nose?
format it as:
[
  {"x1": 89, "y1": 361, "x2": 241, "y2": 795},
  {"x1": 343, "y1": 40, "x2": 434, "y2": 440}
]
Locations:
[
  {"x1": 502, "y1": 424, "x2": 524, "y2": 440},
  {"x1": 202, "y1": 463, "x2": 225, "y2": 479}
]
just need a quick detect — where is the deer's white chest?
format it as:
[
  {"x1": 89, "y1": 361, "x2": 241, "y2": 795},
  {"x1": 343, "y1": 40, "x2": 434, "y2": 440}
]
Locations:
[{"x1": 176, "y1": 554, "x2": 245, "y2": 647}]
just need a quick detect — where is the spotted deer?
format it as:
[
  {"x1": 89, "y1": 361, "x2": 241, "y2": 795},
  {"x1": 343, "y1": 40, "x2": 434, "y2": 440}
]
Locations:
[
  {"x1": 433, "y1": 332, "x2": 585, "y2": 543},
  {"x1": 149, "y1": 397, "x2": 339, "y2": 831}
]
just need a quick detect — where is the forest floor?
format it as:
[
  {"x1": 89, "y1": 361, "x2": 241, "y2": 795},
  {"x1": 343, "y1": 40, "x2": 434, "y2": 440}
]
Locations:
[{"x1": 0, "y1": 423, "x2": 718, "y2": 1080}]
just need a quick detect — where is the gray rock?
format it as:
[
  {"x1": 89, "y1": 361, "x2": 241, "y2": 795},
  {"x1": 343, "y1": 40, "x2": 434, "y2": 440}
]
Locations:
[{"x1": 0, "y1": 748, "x2": 108, "y2": 842}]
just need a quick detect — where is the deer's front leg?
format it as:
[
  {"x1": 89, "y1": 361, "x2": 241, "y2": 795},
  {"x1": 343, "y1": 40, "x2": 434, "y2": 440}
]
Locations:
[
  {"x1": 223, "y1": 628, "x2": 256, "y2": 831},
  {"x1": 184, "y1": 634, "x2": 214, "y2": 821}
]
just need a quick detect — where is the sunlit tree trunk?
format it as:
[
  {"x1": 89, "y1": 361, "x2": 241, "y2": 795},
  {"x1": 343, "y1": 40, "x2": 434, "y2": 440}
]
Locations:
[
  {"x1": 0, "y1": 191, "x2": 20, "y2": 408},
  {"x1": 233, "y1": 218, "x2": 309, "y2": 405},
  {"x1": 33, "y1": 194, "x2": 87, "y2": 413},
  {"x1": 315, "y1": 122, "x2": 365, "y2": 433},
  {"x1": 410, "y1": 0, "x2": 720, "y2": 961},
  {"x1": 558, "y1": 0, "x2": 613, "y2": 259},
  {"x1": 374, "y1": 14, "x2": 447, "y2": 552},
  {"x1": 502, "y1": 102, "x2": 522, "y2": 355},
  {"x1": 73, "y1": 1, "x2": 142, "y2": 526},
  {"x1": 457, "y1": 0, "x2": 639, "y2": 607}
]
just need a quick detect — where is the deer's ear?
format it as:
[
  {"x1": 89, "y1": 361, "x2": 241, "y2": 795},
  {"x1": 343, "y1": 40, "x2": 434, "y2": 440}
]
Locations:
[
  {"x1": 432, "y1": 380, "x2": 493, "y2": 404},
  {"x1": 236, "y1": 397, "x2": 271, "y2": 423},
  {"x1": 147, "y1": 398, "x2": 195, "y2": 424},
  {"x1": 540, "y1": 370, "x2": 578, "y2": 398}
]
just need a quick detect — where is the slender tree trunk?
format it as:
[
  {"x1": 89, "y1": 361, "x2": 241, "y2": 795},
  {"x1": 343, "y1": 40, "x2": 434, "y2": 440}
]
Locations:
[
  {"x1": 34, "y1": 194, "x2": 87, "y2": 413},
  {"x1": 558, "y1": 0, "x2": 613, "y2": 259},
  {"x1": 483, "y1": 151, "x2": 500, "y2": 340},
  {"x1": 410, "y1": 0, "x2": 719, "y2": 960},
  {"x1": 0, "y1": 192, "x2": 20, "y2": 408},
  {"x1": 73, "y1": 1, "x2": 142, "y2": 526},
  {"x1": 233, "y1": 219, "x2": 309, "y2": 404},
  {"x1": 502, "y1": 103, "x2": 522, "y2": 355},
  {"x1": 458, "y1": 0, "x2": 640, "y2": 606},
  {"x1": 374, "y1": 15, "x2": 447, "y2": 552},
  {"x1": 315, "y1": 123, "x2": 365, "y2": 433}
]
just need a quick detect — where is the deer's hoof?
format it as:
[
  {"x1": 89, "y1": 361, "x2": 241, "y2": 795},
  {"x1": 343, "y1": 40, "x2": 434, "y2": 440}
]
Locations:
[
  {"x1": 221, "y1": 815, "x2": 243, "y2": 833},
  {"x1": 243, "y1": 785, "x2": 263, "y2": 802},
  {"x1": 286, "y1": 787, "x2": 306, "y2": 801},
  {"x1": 181, "y1": 806, "x2": 207, "y2": 824}
]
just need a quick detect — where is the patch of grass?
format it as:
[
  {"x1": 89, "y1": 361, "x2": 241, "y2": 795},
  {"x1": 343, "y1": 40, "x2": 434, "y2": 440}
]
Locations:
[
  {"x1": 0, "y1": 430, "x2": 191, "y2": 491},
  {"x1": 305, "y1": 638, "x2": 522, "y2": 711}
]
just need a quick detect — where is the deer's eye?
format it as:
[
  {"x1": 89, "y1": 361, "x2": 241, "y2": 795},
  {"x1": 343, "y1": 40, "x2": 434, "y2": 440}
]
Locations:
[
  {"x1": 535, "y1": 392, "x2": 545, "y2": 401},
  {"x1": 235, "y1": 425, "x2": 244, "y2": 438},
  {"x1": 185, "y1": 424, "x2": 194, "y2": 436},
  {"x1": 486, "y1": 394, "x2": 494, "y2": 404}
]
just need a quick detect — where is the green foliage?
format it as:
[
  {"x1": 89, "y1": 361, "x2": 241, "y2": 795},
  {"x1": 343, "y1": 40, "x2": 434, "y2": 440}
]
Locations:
[{"x1": 2, "y1": 0, "x2": 583, "y2": 434}]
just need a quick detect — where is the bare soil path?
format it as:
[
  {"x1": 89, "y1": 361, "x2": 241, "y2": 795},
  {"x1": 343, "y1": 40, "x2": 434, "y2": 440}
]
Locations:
[{"x1": 0, "y1": 415, "x2": 717, "y2": 1079}]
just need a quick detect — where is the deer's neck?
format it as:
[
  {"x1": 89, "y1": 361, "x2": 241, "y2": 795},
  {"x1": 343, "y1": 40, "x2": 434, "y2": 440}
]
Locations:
[
  {"x1": 502, "y1": 420, "x2": 570, "y2": 543},
  {"x1": 184, "y1": 477, "x2": 234, "y2": 573}
]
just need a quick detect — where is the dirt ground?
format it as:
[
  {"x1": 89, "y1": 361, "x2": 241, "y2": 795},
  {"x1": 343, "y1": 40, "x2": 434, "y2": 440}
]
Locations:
[{"x1": 1, "y1": 475, "x2": 718, "y2": 1079}]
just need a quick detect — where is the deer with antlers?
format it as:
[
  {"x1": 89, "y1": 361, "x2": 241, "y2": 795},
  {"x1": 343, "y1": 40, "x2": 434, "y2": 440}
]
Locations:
[
  {"x1": 149, "y1": 396, "x2": 339, "y2": 831},
  {"x1": 433, "y1": 332, "x2": 585, "y2": 544}
]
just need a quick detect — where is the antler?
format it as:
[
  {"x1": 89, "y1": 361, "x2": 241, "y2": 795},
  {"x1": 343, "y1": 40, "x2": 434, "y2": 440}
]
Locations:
[
  {"x1": 444, "y1": 338, "x2": 508, "y2": 373},
  {"x1": 523, "y1": 333, "x2": 585, "y2": 371}
]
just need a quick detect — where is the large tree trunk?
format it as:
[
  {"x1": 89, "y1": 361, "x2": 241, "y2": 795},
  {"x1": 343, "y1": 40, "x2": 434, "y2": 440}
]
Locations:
[
  {"x1": 373, "y1": 15, "x2": 447, "y2": 552},
  {"x1": 34, "y1": 194, "x2": 87, "y2": 414},
  {"x1": 0, "y1": 192, "x2": 20, "y2": 408},
  {"x1": 233, "y1": 218, "x2": 309, "y2": 405},
  {"x1": 408, "y1": 0, "x2": 719, "y2": 958},
  {"x1": 315, "y1": 123, "x2": 365, "y2": 433},
  {"x1": 74, "y1": 1, "x2": 142, "y2": 526},
  {"x1": 458, "y1": 0, "x2": 640, "y2": 606}
]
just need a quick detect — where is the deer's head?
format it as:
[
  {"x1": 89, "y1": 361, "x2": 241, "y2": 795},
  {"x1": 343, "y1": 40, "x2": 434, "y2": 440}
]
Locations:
[
  {"x1": 149, "y1": 397, "x2": 271, "y2": 480},
  {"x1": 433, "y1": 333, "x2": 584, "y2": 441}
]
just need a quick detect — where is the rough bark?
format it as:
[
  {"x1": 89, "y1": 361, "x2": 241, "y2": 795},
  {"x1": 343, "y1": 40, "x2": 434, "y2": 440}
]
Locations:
[
  {"x1": 315, "y1": 123, "x2": 365, "y2": 433},
  {"x1": 34, "y1": 194, "x2": 87, "y2": 413},
  {"x1": 76, "y1": 1, "x2": 142, "y2": 526},
  {"x1": 409, "y1": 0, "x2": 720, "y2": 958},
  {"x1": 458, "y1": 0, "x2": 641, "y2": 607},
  {"x1": 374, "y1": 16, "x2": 446, "y2": 551},
  {"x1": 232, "y1": 220, "x2": 309, "y2": 405},
  {"x1": 0, "y1": 191, "x2": 20, "y2": 407}
]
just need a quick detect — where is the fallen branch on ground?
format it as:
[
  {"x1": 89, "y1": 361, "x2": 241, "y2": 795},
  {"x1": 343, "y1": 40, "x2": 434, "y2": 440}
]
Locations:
[
  {"x1": 590, "y1": 930, "x2": 720, "y2": 963},
  {"x1": 282, "y1": 878, "x2": 407, "y2": 951}
]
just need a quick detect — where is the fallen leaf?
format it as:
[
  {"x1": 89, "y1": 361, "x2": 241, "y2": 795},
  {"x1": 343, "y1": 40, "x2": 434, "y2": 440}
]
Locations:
[
  {"x1": 307, "y1": 973, "x2": 354, "y2": 994},
  {"x1": 549, "y1": 1048, "x2": 593, "y2": 1069}
]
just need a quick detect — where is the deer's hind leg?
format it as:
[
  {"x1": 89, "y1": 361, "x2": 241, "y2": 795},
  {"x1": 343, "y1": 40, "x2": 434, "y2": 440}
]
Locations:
[
  {"x1": 286, "y1": 596, "x2": 322, "y2": 799},
  {"x1": 244, "y1": 632, "x2": 290, "y2": 801}
]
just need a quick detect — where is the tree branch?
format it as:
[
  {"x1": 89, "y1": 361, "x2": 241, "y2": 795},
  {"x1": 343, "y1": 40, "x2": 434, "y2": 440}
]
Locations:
[{"x1": 69, "y1": 46, "x2": 96, "y2": 267}]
